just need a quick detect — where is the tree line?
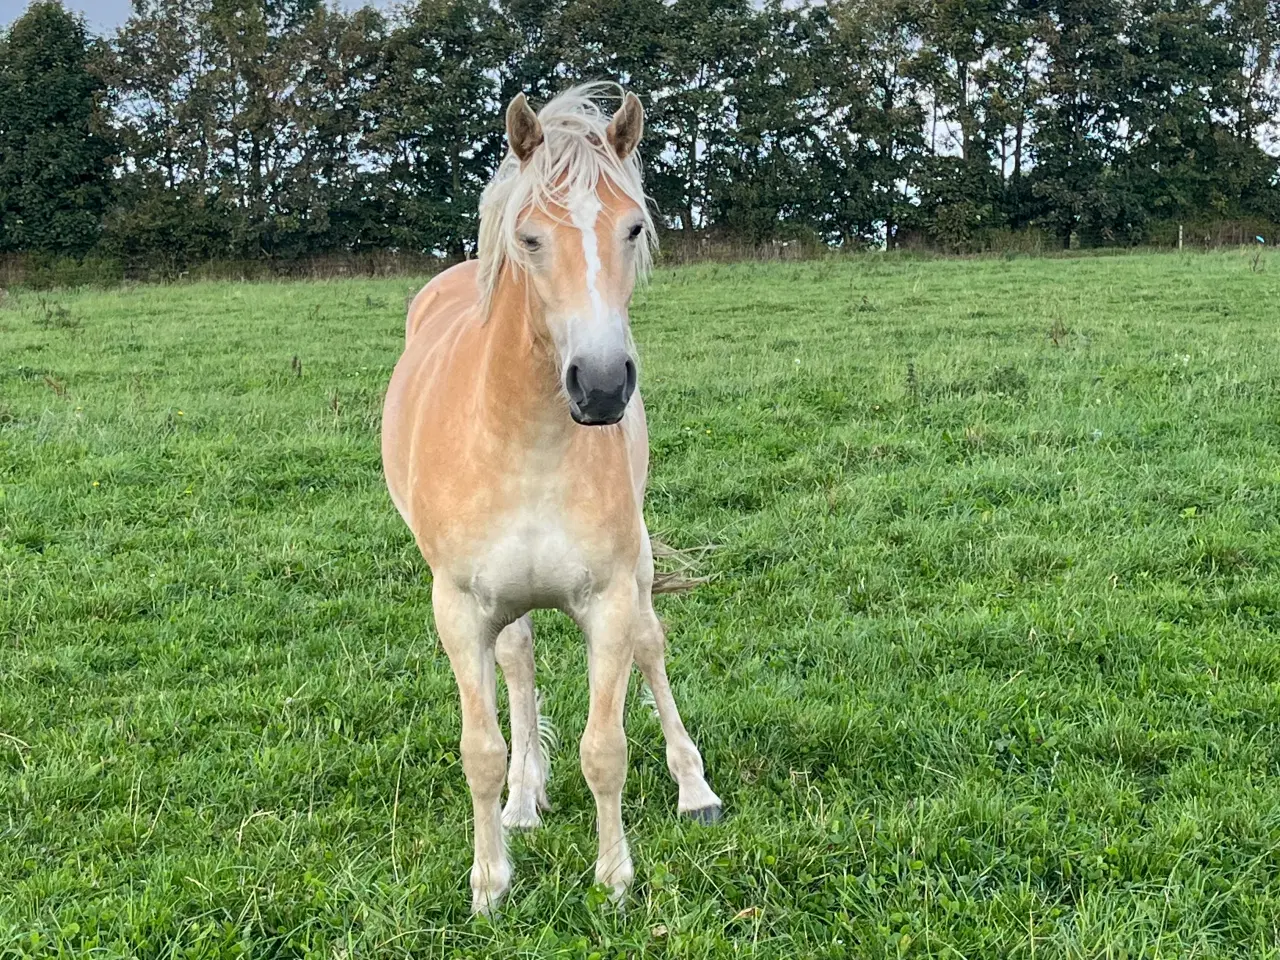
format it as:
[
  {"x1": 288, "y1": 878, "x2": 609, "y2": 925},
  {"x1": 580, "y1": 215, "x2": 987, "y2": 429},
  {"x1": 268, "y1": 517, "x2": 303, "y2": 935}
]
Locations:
[{"x1": 1, "y1": 0, "x2": 1278, "y2": 273}]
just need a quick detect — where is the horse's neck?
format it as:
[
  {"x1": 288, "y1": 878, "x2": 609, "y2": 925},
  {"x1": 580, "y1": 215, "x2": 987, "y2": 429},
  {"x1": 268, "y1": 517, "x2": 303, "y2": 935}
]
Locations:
[
  {"x1": 475, "y1": 265, "x2": 645, "y2": 504},
  {"x1": 477, "y1": 269, "x2": 570, "y2": 446}
]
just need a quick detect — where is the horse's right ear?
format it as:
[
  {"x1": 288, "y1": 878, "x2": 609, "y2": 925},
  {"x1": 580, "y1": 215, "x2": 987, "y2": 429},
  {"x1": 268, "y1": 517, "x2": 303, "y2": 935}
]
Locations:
[{"x1": 506, "y1": 93, "x2": 543, "y2": 164}]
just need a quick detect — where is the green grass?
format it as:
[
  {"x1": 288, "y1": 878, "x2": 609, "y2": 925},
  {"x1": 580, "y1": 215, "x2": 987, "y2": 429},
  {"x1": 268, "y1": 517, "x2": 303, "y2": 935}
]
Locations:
[{"x1": 3, "y1": 250, "x2": 1280, "y2": 958}]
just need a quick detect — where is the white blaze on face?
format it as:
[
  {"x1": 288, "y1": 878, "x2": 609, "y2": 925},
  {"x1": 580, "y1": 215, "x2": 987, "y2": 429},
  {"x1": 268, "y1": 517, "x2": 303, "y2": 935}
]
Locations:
[{"x1": 569, "y1": 190, "x2": 606, "y2": 323}]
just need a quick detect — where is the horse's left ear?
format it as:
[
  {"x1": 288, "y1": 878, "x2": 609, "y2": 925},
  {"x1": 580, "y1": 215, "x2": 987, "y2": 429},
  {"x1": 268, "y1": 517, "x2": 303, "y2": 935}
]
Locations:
[{"x1": 606, "y1": 92, "x2": 644, "y2": 160}]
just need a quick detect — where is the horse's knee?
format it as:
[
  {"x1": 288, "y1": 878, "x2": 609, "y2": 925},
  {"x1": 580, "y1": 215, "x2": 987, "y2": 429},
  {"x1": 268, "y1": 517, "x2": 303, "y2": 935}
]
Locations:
[
  {"x1": 580, "y1": 724, "x2": 627, "y2": 792},
  {"x1": 632, "y1": 615, "x2": 666, "y2": 670},
  {"x1": 462, "y1": 725, "x2": 507, "y2": 798}
]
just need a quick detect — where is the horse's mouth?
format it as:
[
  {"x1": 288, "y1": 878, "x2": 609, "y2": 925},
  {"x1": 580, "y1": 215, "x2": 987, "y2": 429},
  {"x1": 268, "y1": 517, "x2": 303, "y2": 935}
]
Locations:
[{"x1": 569, "y1": 403, "x2": 626, "y2": 427}]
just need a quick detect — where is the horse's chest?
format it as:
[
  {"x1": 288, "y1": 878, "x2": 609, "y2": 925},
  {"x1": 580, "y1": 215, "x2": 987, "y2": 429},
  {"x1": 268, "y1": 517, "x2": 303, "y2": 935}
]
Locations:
[
  {"x1": 469, "y1": 507, "x2": 600, "y2": 616},
  {"x1": 404, "y1": 415, "x2": 643, "y2": 617}
]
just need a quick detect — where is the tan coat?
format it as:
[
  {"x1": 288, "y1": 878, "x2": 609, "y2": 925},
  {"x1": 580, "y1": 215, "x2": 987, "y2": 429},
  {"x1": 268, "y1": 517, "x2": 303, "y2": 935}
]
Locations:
[{"x1": 379, "y1": 86, "x2": 719, "y2": 914}]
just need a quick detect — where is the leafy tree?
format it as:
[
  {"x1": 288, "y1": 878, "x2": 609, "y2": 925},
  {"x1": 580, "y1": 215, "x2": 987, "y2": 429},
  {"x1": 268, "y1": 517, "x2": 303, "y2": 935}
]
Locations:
[
  {"x1": 274, "y1": 3, "x2": 384, "y2": 254},
  {"x1": 823, "y1": 0, "x2": 929, "y2": 247},
  {"x1": 0, "y1": 1, "x2": 114, "y2": 255},
  {"x1": 980, "y1": 4, "x2": 1041, "y2": 228},
  {"x1": 1026, "y1": 0, "x2": 1138, "y2": 246},
  {"x1": 103, "y1": 0, "x2": 384, "y2": 264},
  {"x1": 3, "y1": 0, "x2": 1277, "y2": 265},
  {"x1": 1222, "y1": 0, "x2": 1280, "y2": 146},
  {"x1": 493, "y1": 0, "x2": 571, "y2": 106},
  {"x1": 99, "y1": 0, "x2": 229, "y2": 265},
  {"x1": 912, "y1": 0, "x2": 1038, "y2": 243},
  {"x1": 645, "y1": 0, "x2": 761, "y2": 232},
  {"x1": 703, "y1": 0, "x2": 833, "y2": 242},
  {"x1": 1119, "y1": 0, "x2": 1241, "y2": 225},
  {"x1": 557, "y1": 0, "x2": 667, "y2": 94},
  {"x1": 364, "y1": 0, "x2": 500, "y2": 257}
]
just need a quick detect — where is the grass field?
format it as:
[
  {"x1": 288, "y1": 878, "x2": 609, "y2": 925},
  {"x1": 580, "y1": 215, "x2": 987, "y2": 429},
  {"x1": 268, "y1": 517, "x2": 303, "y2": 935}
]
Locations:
[{"x1": 3, "y1": 250, "x2": 1280, "y2": 958}]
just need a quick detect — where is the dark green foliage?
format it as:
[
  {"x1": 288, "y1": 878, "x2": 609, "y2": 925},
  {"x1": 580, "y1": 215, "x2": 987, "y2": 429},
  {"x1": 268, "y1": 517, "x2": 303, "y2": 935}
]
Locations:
[
  {"x1": 362, "y1": 0, "x2": 502, "y2": 258},
  {"x1": 0, "y1": 0, "x2": 1278, "y2": 266},
  {"x1": 0, "y1": 2, "x2": 113, "y2": 255}
]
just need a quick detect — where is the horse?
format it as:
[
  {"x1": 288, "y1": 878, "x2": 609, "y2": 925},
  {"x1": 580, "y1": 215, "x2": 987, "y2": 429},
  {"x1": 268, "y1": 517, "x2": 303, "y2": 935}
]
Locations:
[{"x1": 381, "y1": 84, "x2": 721, "y2": 914}]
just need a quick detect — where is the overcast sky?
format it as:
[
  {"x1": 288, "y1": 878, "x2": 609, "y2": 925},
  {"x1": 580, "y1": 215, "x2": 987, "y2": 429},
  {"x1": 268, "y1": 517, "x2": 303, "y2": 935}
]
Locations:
[{"x1": 0, "y1": 0, "x2": 395, "y2": 35}]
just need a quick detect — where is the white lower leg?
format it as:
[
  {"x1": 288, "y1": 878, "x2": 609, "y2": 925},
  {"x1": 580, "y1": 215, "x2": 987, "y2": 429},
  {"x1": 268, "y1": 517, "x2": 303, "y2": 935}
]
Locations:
[
  {"x1": 434, "y1": 584, "x2": 511, "y2": 914},
  {"x1": 580, "y1": 590, "x2": 637, "y2": 900},
  {"x1": 581, "y1": 719, "x2": 633, "y2": 897},
  {"x1": 496, "y1": 616, "x2": 548, "y2": 829},
  {"x1": 465, "y1": 745, "x2": 509, "y2": 914}
]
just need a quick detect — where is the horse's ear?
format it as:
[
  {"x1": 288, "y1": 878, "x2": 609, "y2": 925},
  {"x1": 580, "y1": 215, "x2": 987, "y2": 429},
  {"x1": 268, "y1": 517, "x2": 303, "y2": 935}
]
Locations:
[
  {"x1": 606, "y1": 92, "x2": 644, "y2": 160},
  {"x1": 506, "y1": 93, "x2": 543, "y2": 163}
]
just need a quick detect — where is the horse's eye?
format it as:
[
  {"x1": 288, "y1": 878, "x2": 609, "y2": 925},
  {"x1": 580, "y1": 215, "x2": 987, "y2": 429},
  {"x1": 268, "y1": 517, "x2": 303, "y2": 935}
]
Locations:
[
  {"x1": 520, "y1": 235, "x2": 541, "y2": 251},
  {"x1": 627, "y1": 224, "x2": 644, "y2": 241}
]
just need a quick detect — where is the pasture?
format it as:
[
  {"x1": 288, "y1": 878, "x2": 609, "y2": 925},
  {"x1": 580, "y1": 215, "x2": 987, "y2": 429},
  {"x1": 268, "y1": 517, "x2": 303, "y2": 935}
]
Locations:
[{"x1": 2, "y1": 251, "x2": 1280, "y2": 957}]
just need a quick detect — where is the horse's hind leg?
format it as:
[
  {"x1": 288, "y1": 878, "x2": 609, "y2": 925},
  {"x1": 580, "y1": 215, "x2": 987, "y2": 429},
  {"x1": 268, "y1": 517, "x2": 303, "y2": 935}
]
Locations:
[
  {"x1": 432, "y1": 581, "x2": 510, "y2": 914},
  {"x1": 496, "y1": 615, "x2": 550, "y2": 829},
  {"x1": 633, "y1": 601, "x2": 722, "y2": 823}
]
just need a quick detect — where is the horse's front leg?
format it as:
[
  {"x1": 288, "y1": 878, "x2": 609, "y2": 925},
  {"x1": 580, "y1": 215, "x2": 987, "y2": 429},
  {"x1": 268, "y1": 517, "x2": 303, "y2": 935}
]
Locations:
[
  {"x1": 577, "y1": 579, "x2": 640, "y2": 900},
  {"x1": 432, "y1": 580, "x2": 510, "y2": 914}
]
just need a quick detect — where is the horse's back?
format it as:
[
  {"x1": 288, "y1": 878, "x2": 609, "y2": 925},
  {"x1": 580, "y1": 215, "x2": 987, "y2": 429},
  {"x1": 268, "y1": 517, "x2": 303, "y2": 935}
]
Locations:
[{"x1": 384, "y1": 261, "x2": 482, "y2": 526}]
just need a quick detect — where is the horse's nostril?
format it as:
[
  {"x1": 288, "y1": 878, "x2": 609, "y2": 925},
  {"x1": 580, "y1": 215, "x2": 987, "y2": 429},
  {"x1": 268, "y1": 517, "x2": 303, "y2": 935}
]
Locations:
[
  {"x1": 565, "y1": 362, "x2": 583, "y2": 401},
  {"x1": 624, "y1": 358, "x2": 637, "y2": 397}
]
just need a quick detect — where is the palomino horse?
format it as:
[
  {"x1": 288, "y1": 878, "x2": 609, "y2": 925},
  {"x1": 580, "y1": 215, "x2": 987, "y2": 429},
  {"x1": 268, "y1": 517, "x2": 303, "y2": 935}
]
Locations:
[{"x1": 381, "y1": 84, "x2": 721, "y2": 913}]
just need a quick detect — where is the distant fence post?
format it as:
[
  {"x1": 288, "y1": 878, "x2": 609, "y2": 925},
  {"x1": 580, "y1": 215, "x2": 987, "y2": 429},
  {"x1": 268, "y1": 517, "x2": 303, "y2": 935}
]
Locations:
[{"x1": 1178, "y1": 224, "x2": 1183, "y2": 250}]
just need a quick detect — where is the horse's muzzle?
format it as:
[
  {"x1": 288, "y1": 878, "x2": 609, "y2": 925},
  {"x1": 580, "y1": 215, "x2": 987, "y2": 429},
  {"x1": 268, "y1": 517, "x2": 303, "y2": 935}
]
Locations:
[{"x1": 565, "y1": 355, "x2": 636, "y2": 426}]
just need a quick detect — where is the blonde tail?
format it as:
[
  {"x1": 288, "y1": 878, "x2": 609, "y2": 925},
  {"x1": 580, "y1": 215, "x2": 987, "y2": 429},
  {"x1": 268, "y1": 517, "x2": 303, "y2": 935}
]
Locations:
[{"x1": 650, "y1": 538, "x2": 713, "y2": 594}]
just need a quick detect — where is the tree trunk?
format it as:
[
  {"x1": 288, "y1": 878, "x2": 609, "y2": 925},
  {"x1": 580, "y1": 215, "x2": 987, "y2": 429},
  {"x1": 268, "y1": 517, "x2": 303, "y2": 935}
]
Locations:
[
  {"x1": 883, "y1": 80, "x2": 896, "y2": 250},
  {"x1": 1012, "y1": 57, "x2": 1028, "y2": 197},
  {"x1": 251, "y1": 133, "x2": 264, "y2": 251},
  {"x1": 1013, "y1": 119, "x2": 1023, "y2": 184},
  {"x1": 451, "y1": 141, "x2": 464, "y2": 258},
  {"x1": 685, "y1": 117, "x2": 698, "y2": 232}
]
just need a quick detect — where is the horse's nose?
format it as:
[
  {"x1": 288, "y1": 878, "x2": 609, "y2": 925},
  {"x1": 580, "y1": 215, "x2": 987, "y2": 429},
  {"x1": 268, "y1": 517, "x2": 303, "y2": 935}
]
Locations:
[{"x1": 565, "y1": 354, "x2": 636, "y2": 425}]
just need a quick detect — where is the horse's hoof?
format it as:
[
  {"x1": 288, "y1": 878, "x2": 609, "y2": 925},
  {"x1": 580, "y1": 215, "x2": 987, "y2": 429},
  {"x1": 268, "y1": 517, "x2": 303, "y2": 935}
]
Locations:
[
  {"x1": 684, "y1": 805, "x2": 722, "y2": 825},
  {"x1": 471, "y1": 881, "x2": 509, "y2": 916},
  {"x1": 502, "y1": 806, "x2": 543, "y2": 831},
  {"x1": 503, "y1": 814, "x2": 542, "y2": 831},
  {"x1": 470, "y1": 861, "x2": 511, "y2": 915}
]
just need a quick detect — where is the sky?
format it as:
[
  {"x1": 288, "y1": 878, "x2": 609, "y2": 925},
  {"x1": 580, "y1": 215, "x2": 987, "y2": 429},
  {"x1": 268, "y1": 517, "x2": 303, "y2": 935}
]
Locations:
[{"x1": 0, "y1": 0, "x2": 394, "y2": 35}]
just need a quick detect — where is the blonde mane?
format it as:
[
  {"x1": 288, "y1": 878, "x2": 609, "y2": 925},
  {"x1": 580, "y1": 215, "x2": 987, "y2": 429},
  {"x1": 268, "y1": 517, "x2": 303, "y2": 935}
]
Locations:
[{"x1": 476, "y1": 83, "x2": 657, "y2": 317}]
